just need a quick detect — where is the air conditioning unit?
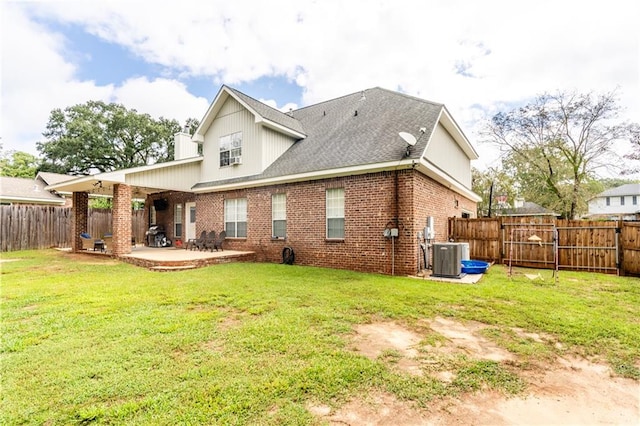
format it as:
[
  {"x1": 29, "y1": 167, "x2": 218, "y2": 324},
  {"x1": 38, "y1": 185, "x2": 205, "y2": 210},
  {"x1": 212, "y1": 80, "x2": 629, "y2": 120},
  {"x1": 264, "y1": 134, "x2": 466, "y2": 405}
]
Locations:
[
  {"x1": 432, "y1": 243, "x2": 463, "y2": 278},
  {"x1": 229, "y1": 156, "x2": 242, "y2": 165}
]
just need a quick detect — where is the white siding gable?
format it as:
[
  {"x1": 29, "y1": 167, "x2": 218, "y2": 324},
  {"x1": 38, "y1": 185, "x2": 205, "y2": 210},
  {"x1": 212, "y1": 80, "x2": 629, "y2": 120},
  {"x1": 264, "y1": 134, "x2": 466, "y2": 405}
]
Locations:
[
  {"x1": 424, "y1": 123, "x2": 472, "y2": 187},
  {"x1": 200, "y1": 97, "x2": 296, "y2": 183}
]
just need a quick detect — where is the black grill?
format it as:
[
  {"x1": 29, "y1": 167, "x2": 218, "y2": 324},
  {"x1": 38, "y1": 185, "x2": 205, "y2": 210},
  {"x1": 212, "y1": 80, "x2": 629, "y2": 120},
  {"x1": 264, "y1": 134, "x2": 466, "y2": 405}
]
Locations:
[{"x1": 146, "y1": 225, "x2": 171, "y2": 247}]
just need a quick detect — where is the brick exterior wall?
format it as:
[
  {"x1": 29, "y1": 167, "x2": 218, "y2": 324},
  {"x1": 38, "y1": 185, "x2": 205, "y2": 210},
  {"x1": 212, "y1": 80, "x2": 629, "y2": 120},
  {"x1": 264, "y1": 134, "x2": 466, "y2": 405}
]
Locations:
[
  {"x1": 112, "y1": 184, "x2": 132, "y2": 255},
  {"x1": 188, "y1": 169, "x2": 476, "y2": 276},
  {"x1": 71, "y1": 192, "x2": 89, "y2": 252},
  {"x1": 146, "y1": 192, "x2": 196, "y2": 246}
]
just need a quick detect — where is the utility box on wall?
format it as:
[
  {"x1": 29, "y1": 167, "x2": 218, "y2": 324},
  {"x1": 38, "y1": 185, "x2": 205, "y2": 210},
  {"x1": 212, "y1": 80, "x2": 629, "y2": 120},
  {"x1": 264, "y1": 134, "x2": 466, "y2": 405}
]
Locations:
[{"x1": 432, "y1": 243, "x2": 463, "y2": 278}]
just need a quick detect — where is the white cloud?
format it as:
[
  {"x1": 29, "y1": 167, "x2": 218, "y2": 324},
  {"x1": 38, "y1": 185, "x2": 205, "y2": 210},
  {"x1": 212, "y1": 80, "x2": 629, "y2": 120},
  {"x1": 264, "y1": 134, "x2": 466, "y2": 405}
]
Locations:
[
  {"x1": 2, "y1": 0, "x2": 638, "y2": 171},
  {"x1": 111, "y1": 77, "x2": 209, "y2": 125}
]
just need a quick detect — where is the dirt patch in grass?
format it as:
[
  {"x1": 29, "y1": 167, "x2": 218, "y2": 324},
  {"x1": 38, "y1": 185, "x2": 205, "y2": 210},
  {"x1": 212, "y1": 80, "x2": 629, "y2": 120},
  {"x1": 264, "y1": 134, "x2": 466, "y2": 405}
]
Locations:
[{"x1": 311, "y1": 318, "x2": 640, "y2": 425}]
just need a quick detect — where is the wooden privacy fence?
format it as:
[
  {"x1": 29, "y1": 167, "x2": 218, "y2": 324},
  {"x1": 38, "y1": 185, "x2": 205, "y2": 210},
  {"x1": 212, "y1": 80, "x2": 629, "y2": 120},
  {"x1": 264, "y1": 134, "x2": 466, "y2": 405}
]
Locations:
[
  {"x1": 448, "y1": 216, "x2": 640, "y2": 276},
  {"x1": 0, "y1": 205, "x2": 147, "y2": 252}
]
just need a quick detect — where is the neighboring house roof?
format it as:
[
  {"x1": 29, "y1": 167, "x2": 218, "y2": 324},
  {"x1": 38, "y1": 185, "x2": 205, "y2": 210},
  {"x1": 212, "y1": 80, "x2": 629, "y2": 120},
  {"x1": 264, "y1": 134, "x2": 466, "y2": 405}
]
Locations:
[
  {"x1": 496, "y1": 201, "x2": 559, "y2": 217},
  {"x1": 0, "y1": 176, "x2": 66, "y2": 205},
  {"x1": 36, "y1": 171, "x2": 76, "y2": 186},
  {"x1": 194, "y1": 87, "x2": 478, "y2": 195},
  {"x1": 595, "y1": 183, "x2": 640, "y2": 198}
]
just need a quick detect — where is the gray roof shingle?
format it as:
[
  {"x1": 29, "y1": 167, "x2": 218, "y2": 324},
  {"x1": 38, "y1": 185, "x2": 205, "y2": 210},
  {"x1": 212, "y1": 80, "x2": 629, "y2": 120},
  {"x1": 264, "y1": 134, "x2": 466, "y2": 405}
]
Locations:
[
  {"x1": 598, "y1": 183, "x2": 640, "y2": 197},
  {"x1": 0, "y1": 176, "x2": 65, "y2": 203},
  {"x1": 226, "y1": 86, "x2": 306, "y2": 135},
  {"x1": 193, "y1": 87, "x2": 445, "y2": 189}
]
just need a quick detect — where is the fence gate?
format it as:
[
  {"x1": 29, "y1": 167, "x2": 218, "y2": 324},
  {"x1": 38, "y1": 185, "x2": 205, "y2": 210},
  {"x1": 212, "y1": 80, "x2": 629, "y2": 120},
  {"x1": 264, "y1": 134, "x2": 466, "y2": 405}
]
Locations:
[
  {"x1": 556, "y1": 221, "x2": 619, "y2": 274},
  {"x1": 502, "y1": 222, "x2": 558, "y2": 271}
]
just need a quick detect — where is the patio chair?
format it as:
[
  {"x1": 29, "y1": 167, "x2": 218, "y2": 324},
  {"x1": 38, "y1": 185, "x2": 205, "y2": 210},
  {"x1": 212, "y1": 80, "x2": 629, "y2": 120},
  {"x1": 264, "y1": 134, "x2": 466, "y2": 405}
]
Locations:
[
  {"x1": 203, "y1": 231, "x2": 218, "y2": 251},
  {"x1": 80, "y1": 233, "x2": 94, "y2": 250},
  {"x1": 213, "y1": 230, "x2": 226, "y2": 251},
  {"x1": 103, "y1": 234, "x2": 113, "y2": 252},
  {"x1": 196, "y1": 231, "x2": 216, "y2": 251},
  {"x1": 186, "y1": 231, "x2": 206, "y2": 250}
]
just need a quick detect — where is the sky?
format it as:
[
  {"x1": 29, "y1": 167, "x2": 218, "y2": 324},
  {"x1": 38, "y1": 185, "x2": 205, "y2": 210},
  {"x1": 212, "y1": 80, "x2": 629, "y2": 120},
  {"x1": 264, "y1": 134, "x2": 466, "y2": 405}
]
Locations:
[{"x1": 2, "y1": 0, "x2": 639, "y2": 172}]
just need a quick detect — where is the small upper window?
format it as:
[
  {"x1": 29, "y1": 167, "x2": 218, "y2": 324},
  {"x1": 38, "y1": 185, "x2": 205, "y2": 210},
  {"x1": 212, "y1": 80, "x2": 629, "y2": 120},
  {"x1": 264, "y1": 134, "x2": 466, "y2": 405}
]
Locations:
[
  {"x1": 620, "y1": 196, "x2": 625, "y2": 206},
  {"x1": 220, "y1": 131, "x2": 242, "y2": 167},
  {"x1": 606, "y1": 197, "x2": 610, "y2": 206},
  {"x1": 633, "y1": 195, "x2": 637, "y2": 205}
]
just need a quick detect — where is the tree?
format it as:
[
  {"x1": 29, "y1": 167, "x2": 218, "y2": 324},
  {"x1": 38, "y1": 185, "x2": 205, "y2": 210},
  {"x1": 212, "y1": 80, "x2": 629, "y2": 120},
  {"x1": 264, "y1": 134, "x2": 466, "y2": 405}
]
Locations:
[
  {"x1": 482, "y1": 90, "x2": 637, "y2": 218},
  {"x1": 623, "y1": 123, "x2": 640, "y2": 175},
  {"x1": 0, "y1": 150, "x2": 41, "y2": 178},
  {"x1": 37, "y1": 101, "x2": 183, "y2": 175},
  {"x1": 472, "y1": 167, "x2": 518, "y2": 217}
]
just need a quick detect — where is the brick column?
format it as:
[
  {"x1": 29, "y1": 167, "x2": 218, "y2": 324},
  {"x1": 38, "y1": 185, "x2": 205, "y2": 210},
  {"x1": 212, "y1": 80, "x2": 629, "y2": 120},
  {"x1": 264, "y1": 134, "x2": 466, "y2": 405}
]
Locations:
[
  {"x1": 71, "y1": 192, "x2": 89, "y2": 252},
  {"x1": 112, "y1": 184, "x2": 132, "y2": 256}
]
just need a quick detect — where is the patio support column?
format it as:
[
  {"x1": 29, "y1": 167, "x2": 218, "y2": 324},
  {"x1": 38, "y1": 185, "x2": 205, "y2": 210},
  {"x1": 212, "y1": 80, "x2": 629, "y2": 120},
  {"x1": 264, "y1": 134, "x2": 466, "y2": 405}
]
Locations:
[
  {"x1": 71, "y1": 192, "x2": 89, "y2": 253},
  {"x1": 112, "y1": 183, "x2": 132, "y2": 256}
]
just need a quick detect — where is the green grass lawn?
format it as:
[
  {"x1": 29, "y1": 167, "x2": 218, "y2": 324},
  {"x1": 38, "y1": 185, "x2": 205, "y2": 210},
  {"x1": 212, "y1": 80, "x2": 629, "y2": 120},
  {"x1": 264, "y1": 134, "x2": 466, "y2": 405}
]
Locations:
[{"x1": 1, "y1": 250, "x2": 639, "y2": 425}]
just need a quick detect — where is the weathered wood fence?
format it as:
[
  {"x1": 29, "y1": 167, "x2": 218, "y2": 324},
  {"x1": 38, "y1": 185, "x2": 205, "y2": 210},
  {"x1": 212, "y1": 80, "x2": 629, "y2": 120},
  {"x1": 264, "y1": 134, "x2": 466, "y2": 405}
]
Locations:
[
  {"x1": 448, "y1": 216, "x2": 640, "y2": 276},
  {"x1": 0, "y1": 206, "x2": 147, "y2": 252}
]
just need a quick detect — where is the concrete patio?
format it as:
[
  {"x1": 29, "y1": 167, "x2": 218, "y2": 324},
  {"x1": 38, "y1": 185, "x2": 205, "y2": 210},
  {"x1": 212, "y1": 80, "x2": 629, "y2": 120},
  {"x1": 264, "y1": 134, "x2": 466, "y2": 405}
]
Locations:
[{"x1": 78, "y1": 245, "x2": 256, "y2": 271}]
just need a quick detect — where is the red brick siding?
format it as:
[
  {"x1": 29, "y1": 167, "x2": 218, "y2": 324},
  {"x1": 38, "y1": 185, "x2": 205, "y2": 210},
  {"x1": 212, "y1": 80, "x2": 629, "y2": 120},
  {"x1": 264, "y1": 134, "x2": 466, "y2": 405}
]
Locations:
[
  {"x1": 194, "y1": 170, "x2": 476, "y2": 276},
  {"x1": 71, "y1": 192, "x2": 89, "y2": 252},
  {"x1": 112, "y1": 184, "x2": 132, "y2": 255},
  {"x1": 147, "y1": 192, "x2": 196, "y2": 245}
]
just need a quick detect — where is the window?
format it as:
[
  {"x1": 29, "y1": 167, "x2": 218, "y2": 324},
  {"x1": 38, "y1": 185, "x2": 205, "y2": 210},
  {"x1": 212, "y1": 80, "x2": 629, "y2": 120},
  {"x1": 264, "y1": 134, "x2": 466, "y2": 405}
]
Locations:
[
  {"x1": 219, "y1": 131, "x2": 242, "y2": 167},
  {"x1": 326, "y1": 188, "x2": 345, "y2": 239},
  {"x1": 633, "y1": 195, "x2": 637, "y2": 205},
  {"x1": 272, "y1": 193, "x2": 286, "y2": 238},
  {"x1": 174, "y1": 204, "x2": 183, "y2": 237},
  {"x1": 606, "y1": 197, "x2": 610, "y2": 206},
  {"x1": 224, "y1": 198, "x2": 247, "y2": 238},
  {"x1": 621, "y1": 196, "x2": 625, "y2": 206}
]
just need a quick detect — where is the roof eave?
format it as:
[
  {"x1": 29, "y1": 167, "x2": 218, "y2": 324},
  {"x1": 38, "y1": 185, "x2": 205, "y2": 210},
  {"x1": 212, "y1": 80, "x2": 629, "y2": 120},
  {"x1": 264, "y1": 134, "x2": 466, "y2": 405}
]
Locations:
[
  {"x1": 193, "y1": 158, "x2": 481, "y2": 203},
  {"x1": 438, "y1": 107, "x2": 479, "y2": 160},
  {"x1": 0, "y1": 196, "x2": 66, "y2": 205}
]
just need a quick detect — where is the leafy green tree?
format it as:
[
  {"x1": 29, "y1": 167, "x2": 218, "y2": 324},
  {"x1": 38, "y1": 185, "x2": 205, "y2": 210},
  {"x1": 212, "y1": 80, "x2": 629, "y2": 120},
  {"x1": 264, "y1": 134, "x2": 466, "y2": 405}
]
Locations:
[
  {"x1": 472, "y1": 167, "x2": 518, "y2": 217},
  {"x1": 37, "y1": 101, "x2": 183, "y2": 175},
  {"x1": 482, "y1": 90, "x2": 638, "y2": 218},
  {"x1": 0, "y1": 150, "x2": 41, "y2": 178}
]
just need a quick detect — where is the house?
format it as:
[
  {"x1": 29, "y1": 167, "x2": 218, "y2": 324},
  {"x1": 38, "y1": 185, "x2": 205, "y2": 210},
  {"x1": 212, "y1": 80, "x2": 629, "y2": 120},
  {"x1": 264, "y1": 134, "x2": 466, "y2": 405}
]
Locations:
[
  {"x1": 47, "y1": 85, "x2": 481, "y2": 275},
  {"x1": 0, "y1": 173, "x2": 70, "y2": 206},
  {"x1": 0, "y1": 172, "x2": 85, "y2": 206},
  {"x1": 494, "y1": 197, "x2": 559, "y2": 218},
  {"x1": 586, "y1": 183, "x2": 640, "y2": 221}
]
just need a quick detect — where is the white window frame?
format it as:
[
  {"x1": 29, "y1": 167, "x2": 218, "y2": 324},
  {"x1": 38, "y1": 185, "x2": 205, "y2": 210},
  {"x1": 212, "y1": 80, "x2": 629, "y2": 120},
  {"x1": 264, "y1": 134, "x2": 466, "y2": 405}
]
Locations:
[
  {"x1": 219, "y1": 131, "x2": 243, "y2": 167},
  {"x1": 224, "y1": 198, "x2": 247, "y2": 238},
  {"x1": 326, "y1": 188, "x2": 345, "y2": 239},
  {"x1": 272, "y1": 193, "x2": 287, "y2": 239},
  {"x1": 174, "y1": 203, "x2": 183, "y2": 238}
]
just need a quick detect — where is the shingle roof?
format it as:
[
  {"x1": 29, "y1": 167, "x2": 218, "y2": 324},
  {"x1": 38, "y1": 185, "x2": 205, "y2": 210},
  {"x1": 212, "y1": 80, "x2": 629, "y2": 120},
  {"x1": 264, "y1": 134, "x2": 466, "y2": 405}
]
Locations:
[
  {"x1": 193, "y1": 87, "x2": 445, "y2": 189},
  {"x1": 226, "y1": 86, "x2": 306, "y2": 135},
  {"x1": 497, "y1": 201, "x2": 559, "y2": 217},
  {"x1": 36, "y1": 172, "x2": 75, "y2": 186},
  {"x1": 598, "y1": 183, "x2": 640, "y2": 197},
  {"x1": 0, "y1": 176, "x2": 66, "y2": 203}
]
